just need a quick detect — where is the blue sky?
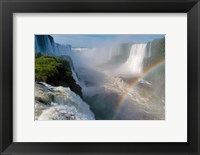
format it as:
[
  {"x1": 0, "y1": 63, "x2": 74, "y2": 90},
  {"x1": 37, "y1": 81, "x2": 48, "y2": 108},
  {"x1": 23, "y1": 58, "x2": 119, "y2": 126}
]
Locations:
[{"x1": 51, "y1": 34, "x2": 165, "y2": 47}]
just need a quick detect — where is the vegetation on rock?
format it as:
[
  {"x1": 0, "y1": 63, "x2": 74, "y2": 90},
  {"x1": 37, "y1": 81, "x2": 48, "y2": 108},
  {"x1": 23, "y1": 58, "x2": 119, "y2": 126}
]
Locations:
[{"x1": 35, "y1": 53, "x2": 82, "y2": 98}]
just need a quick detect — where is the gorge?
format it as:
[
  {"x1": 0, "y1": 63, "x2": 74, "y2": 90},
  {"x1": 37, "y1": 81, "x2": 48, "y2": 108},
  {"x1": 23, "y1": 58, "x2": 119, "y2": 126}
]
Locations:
[{"x1": 35, "y1": 35, "x2": 165, "y2": 120}]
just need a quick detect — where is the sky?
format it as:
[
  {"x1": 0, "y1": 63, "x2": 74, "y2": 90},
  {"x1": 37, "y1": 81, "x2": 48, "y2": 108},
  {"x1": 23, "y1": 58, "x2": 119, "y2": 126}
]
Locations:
[{"x1": 51, "y1": 34, "x2": 165, "y2": 48}]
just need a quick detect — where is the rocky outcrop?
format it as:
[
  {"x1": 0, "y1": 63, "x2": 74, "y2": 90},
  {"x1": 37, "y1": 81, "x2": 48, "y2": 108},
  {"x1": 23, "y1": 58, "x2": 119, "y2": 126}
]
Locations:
[
  {"x1": 35, "y1": 54, "x2": 83, "y2": 98},
  {"x1": 35, "y1": 35, "x2": 82, "y2": 98}
]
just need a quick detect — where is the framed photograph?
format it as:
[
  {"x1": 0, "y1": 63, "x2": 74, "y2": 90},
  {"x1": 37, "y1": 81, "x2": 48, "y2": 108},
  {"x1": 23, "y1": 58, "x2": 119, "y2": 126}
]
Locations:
[{"x1": 0, "y1": 0, "x2": 199, "y2": 154}]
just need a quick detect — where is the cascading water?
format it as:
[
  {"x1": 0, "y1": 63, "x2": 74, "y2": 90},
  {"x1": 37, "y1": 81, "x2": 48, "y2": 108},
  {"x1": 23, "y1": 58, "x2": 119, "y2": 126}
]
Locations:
[
  {"x1": 35, "y1": 35, "x2": 165, "y2": 120},
  {"x1": 35, "y1": 82, "x2": 95, "y2": 120},
  {"x1": 115, "y1": 43, "x2": 147, "y2": 76},
  {"x1": 35, "y1": 36, "x2": 40, "y2": 53},
  {"x1": 106, "y1": 46, "x2": 120, "y2": 62},
  {"x1": 35, "y1": 35, "x2": 71, "y2": 56},
  {"x1": 146, "y1": 42, "x2": 151, "y2": 57},
  {"x1": 72, "y1": 42, "x2": 164, "y2": 120},
  {"x1": 35, "y1": 35, "x2": 54, "y2": 54},
  {"x1": 45, "y1": 36, "x2": 54, "y2": 54}
]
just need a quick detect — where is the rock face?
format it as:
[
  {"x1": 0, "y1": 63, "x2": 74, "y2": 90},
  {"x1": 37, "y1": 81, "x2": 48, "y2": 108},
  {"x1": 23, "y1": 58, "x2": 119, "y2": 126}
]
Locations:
[
  {"x1": 143, "y1": 38, "x2": 165, "y2": 70},
  {"x1": 35, "y1": 82, "x2": 95, "y2": 120},
  {"x1": 35, "y1": 55, "x2": 83, "y2": 98},
  {"x1": 35, "y1": 35, "x2": 71, "y2": 56},
  {"x1": 35, "y1": 35, "x2": 83, "y2": 98}
]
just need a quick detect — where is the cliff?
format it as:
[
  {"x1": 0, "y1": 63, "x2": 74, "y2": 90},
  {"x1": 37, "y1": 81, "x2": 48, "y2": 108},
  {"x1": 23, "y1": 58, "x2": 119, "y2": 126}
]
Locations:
[
  {"x1": 35, "y1": 54, "x2": 83, "y2": 98},
  {"x1": 35, "y1": 35, "x2": 71, "y2": 56}
]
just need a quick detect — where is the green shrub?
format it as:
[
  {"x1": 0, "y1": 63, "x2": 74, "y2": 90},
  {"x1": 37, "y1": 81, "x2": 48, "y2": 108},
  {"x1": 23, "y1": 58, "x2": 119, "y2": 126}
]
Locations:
[{"x1": 35, "y1": 55, "x2": 73, "y2": 86}]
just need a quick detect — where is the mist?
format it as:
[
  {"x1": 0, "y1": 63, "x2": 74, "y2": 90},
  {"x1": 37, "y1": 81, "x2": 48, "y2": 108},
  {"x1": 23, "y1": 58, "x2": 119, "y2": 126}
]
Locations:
[
  {"x1": 69, "y1": 40, "x2": 165, "y2": 120},
  {"x1": 35, "y1": 34, "x2": 165, "y2": 120}
]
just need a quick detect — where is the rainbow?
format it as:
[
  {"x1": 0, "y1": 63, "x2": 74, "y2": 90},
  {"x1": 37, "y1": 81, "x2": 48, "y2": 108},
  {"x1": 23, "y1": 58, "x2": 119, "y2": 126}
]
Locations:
[{"x1": 113, "y1": 58, "x2": 165, "y2": 118}]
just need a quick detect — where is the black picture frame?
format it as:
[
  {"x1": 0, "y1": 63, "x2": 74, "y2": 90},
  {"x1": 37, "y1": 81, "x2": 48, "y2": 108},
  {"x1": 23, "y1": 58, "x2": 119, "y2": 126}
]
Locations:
[{"x1": 0, "y1": 0, "x2": 199, "y2": 154}]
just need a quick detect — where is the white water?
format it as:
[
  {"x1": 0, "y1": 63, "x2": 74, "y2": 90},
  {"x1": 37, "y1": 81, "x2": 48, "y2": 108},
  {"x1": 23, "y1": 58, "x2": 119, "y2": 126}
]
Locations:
[
  {"x1": 115, "y1": 43, "x2": 147, "y2": 76},
  {"x1": 35, "y1": 83, "x2": 95, "y2": 120},
  {"x1": 35, "y1": 38, "x2": 165, "y2": 120},
  {"x1": 35, "y1": 35, "x2": 54, "y2": 54},
  {"x1": 147, "y1": 42, "x2": 151, "y2": 57},
  {"x1": 46, "y1": 36, "x2": 54, "y2": 53},
  {"x1": 73, "y1": 44, "x2": 147, "y2": 77},
  {"x1": 35, "y1": 35, "x2": 71, "y2": 56},
  {"x1": 77, "y1": 66, "x2": 165, "y2": 120},
  {"x1": 71, "y1": 43, "x2": 164, "y2": 120}
]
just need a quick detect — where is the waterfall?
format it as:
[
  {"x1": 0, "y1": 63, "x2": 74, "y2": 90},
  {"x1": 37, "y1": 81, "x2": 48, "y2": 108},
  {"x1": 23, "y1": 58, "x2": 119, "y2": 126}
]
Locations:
[
  {"x1": 35, "y1": 36, "x2": 40, "y2": 52},
  {"x1": 125, "y1": 43, "x2": 147, "y2": 75},
  {"x1": 106, "y1": 46, "x2": 120, "y2": 62},
  {"x1": 35, "y1": 35, "x2": 71, "y2": 56},
  {"x1": 146, "y1": 42, "x2": 151, "y2": 58},
  {"x1": 115, "y1": 43, "x2": 147, "y2": 76},
  {"x1": 45, "y1": 36, "x2": 54, "y2": 54},
  {"x1": 35, "y1": 82, "x2": 95, "y2": 120},
  {"x1": 149, "y1": 42, "x2": 151, "y2": 57},
  {"x1": 74, "y1": 43, "x2": 148, "y2": 77}
]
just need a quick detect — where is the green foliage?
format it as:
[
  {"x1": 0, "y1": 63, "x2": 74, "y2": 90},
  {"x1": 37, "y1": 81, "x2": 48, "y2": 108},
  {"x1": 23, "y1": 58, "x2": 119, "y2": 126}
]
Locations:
[
  {"x1": 35, "y1": 55, "x2": 73, "y2": 86},
  {"x1": 35, "y1": 54, "x2": 83, "y2": 98}
]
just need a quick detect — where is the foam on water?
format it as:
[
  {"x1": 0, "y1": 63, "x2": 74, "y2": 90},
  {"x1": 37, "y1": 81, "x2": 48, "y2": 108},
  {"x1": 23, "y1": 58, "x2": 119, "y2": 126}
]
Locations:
[{"x1": 36, "y1": 82, "x2": 95, "y2": 120}]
